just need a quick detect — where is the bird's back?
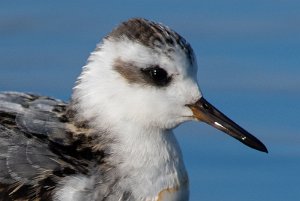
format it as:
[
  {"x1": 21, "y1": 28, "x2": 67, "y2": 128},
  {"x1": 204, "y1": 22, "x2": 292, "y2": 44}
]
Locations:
[{"x1": 0, "y1": 92, "x2": 100, "y2": 200}]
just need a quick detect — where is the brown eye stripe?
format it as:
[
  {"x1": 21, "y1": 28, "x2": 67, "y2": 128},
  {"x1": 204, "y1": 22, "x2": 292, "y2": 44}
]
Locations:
[
  {"x1": 113, "y1": 58, "x2": 171, "y2": 87},
  {"x1": 113, "y1": 58, "x2": 146, "y2": 84}
]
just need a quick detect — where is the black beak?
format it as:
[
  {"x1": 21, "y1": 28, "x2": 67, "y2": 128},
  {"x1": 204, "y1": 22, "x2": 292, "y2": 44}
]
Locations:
[{"x1": 187, "y1": 97, "x2": 268, "y2": 153}]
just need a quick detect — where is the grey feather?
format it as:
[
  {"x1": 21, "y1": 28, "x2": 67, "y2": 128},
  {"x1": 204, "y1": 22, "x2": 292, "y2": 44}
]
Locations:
[{"x1": 0, "y1": 92, "x2": 132, "y2": 200}]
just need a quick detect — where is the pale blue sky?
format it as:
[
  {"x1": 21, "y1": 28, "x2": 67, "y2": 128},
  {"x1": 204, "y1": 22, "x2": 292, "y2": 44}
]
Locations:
[{"x1": 1, "y1": 1, "x2": 299, "y2": 200}]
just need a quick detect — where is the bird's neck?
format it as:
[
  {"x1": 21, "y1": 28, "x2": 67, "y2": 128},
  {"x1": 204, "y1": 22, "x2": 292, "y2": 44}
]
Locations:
[{"x1": 104, "y1": 122, "x2": 189, "y2": 200}]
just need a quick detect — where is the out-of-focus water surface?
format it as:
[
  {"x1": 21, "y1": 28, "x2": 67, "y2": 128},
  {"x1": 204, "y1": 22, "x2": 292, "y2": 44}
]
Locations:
[{"x1": 1, "y1": 1, "x2": 299, "y2": 200}]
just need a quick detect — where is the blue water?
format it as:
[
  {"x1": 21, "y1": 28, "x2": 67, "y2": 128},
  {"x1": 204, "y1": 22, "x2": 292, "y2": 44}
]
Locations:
[{"x1": 1, "y1": 1, "x2": 299, "y2": 200}]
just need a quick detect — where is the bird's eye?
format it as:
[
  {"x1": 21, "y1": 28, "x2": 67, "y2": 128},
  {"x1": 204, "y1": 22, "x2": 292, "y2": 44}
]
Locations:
[{"x1": 141, "y1": 66, "x2": 171, "y2": 87}]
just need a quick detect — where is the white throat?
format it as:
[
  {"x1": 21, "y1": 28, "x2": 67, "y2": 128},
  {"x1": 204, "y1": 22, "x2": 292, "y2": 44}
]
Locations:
[{"x1": 109, "y1": 122, "x2": 189, "y2": 201}]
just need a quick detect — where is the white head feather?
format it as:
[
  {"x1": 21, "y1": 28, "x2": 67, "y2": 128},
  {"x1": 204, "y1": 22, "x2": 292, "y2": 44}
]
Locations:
[{"x1": 73, "y1": 19, "x2": 201, "y2": 132}]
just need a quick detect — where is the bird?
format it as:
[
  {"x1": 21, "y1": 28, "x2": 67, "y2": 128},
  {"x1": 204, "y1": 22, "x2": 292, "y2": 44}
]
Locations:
[{"x1": 0, "y1": 18, "x2": 268, "y2": 201}]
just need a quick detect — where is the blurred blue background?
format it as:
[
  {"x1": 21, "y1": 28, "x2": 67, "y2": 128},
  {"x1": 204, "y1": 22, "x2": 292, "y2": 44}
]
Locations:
[{"x1": 1, "y1": 1, "x2": 299, "y2": 200}]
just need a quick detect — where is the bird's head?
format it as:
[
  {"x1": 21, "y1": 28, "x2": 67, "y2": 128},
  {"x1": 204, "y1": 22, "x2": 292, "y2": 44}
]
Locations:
[{"x1": 73, "y1": 18, "x2": 267, "y2": 153}]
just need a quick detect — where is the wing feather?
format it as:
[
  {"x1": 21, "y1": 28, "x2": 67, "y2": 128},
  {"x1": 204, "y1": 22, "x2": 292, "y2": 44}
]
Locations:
[{"x1": 0, "y1": 92, "x2": 88, "y2": 200}]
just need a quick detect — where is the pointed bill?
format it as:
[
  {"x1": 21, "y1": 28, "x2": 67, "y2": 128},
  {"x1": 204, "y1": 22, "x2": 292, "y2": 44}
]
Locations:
[{"x1": 187, "y1": 97, "x2": 268, "y2": 153}]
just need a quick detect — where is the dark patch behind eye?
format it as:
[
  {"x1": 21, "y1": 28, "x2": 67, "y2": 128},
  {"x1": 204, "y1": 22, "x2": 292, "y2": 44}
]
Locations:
[
  {"x1": 114, "y1": 58, "x2": 144, "y2": 83},
  {"x1": 113, "y1": 58, "x2": 171, "y2": 87}
]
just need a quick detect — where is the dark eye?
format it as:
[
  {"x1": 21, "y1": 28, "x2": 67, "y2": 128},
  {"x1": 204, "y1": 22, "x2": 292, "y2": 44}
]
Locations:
[{"x1": 141, "y1": 66, "x2": 171, "y2": 87}]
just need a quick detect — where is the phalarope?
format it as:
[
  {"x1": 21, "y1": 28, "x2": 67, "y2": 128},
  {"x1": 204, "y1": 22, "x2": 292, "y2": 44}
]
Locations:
[{"x1": 0, "y1": 18, "x2": 267, "y2": 201}]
